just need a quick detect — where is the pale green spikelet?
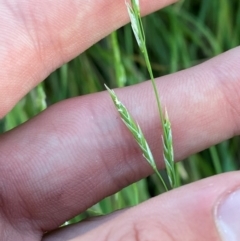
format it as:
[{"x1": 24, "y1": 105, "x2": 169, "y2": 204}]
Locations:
[
  {"x1": 105, "y1": 85, "x2": 155, "y2": 168},
  {"x1": 105, "y1": 84, "x2": 168, "y2": 191},
  {"x1": 125, "y1": 0, "x2": 145, "y2": 53},
  {"x1": 162, "y1": 110, "x2": 177, "y2": 188}
]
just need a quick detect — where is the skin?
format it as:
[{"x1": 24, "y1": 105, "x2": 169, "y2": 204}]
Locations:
[{"x1": 0, "y1": 0, "x2": 240, "y2": 240}]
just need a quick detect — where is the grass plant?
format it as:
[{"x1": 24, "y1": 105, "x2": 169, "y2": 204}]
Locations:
[{"x1": 106, "y1": 0, "x2": 177, "y2": 189}]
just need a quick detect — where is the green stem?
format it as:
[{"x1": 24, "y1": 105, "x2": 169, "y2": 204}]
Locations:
[
  {"x1": 142, "y1": 50, "x2": 165, "y2": 130},
  {"x1": 134, "y1": 8, "x2": 165, "y2": 132},
  {"x1": 154, "y1": 168, "x2": 169, "y2": 191}
]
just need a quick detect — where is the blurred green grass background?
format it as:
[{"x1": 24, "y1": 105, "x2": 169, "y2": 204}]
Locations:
[{"x1": 1, "y1": 0, "x2": 240, "y2": 224}]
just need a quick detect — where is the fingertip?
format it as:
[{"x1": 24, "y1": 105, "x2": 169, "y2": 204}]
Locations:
[{"x1": 70, "y1": 172, "x2": 240, "y2": 241}]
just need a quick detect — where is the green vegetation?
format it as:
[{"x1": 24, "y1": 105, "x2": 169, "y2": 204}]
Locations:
[{"x1": 2, "y1": 0, "x2": 239, "y2": 225}]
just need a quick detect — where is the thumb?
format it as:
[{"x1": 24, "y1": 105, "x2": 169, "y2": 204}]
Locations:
[{"x1": 44, "y1": 171, "x2": 240, "y2": 241}]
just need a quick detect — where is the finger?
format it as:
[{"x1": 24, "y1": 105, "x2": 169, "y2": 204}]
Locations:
[
  {"x1": 43, "y1": 212, "x2": 122, "y2": 241},
  {"x1": 0, "y1": 0, "x2": 176, "y2": 117},
  {"x1": 43, "y1": 171, "x2": 240, "y2": 241},
  {"x1": 0, "y1": 47, "x2": 239, "y2": 232}
]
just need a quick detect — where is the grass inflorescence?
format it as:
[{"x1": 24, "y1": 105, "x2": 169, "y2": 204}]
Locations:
[
  {"x1": 105, "y1": 85, "x2": 168, "y2": 191},
  {"x1": 106, "y1": 0, "x2": 177, "y2": 190}
]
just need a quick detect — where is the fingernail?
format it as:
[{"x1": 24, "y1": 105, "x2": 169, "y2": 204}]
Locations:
[{"x1": 215, "y1": 189, "x2": 240, "y2": 241}]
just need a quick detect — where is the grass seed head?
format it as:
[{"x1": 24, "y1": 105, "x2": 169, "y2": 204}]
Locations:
[{"x1": 125, "y1": 0, "x2": 145, "y2": 52}]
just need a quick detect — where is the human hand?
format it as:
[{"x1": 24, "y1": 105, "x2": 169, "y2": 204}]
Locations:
[{"x1": 1, "y1": 1, "x2": 240, "y2": 240}]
